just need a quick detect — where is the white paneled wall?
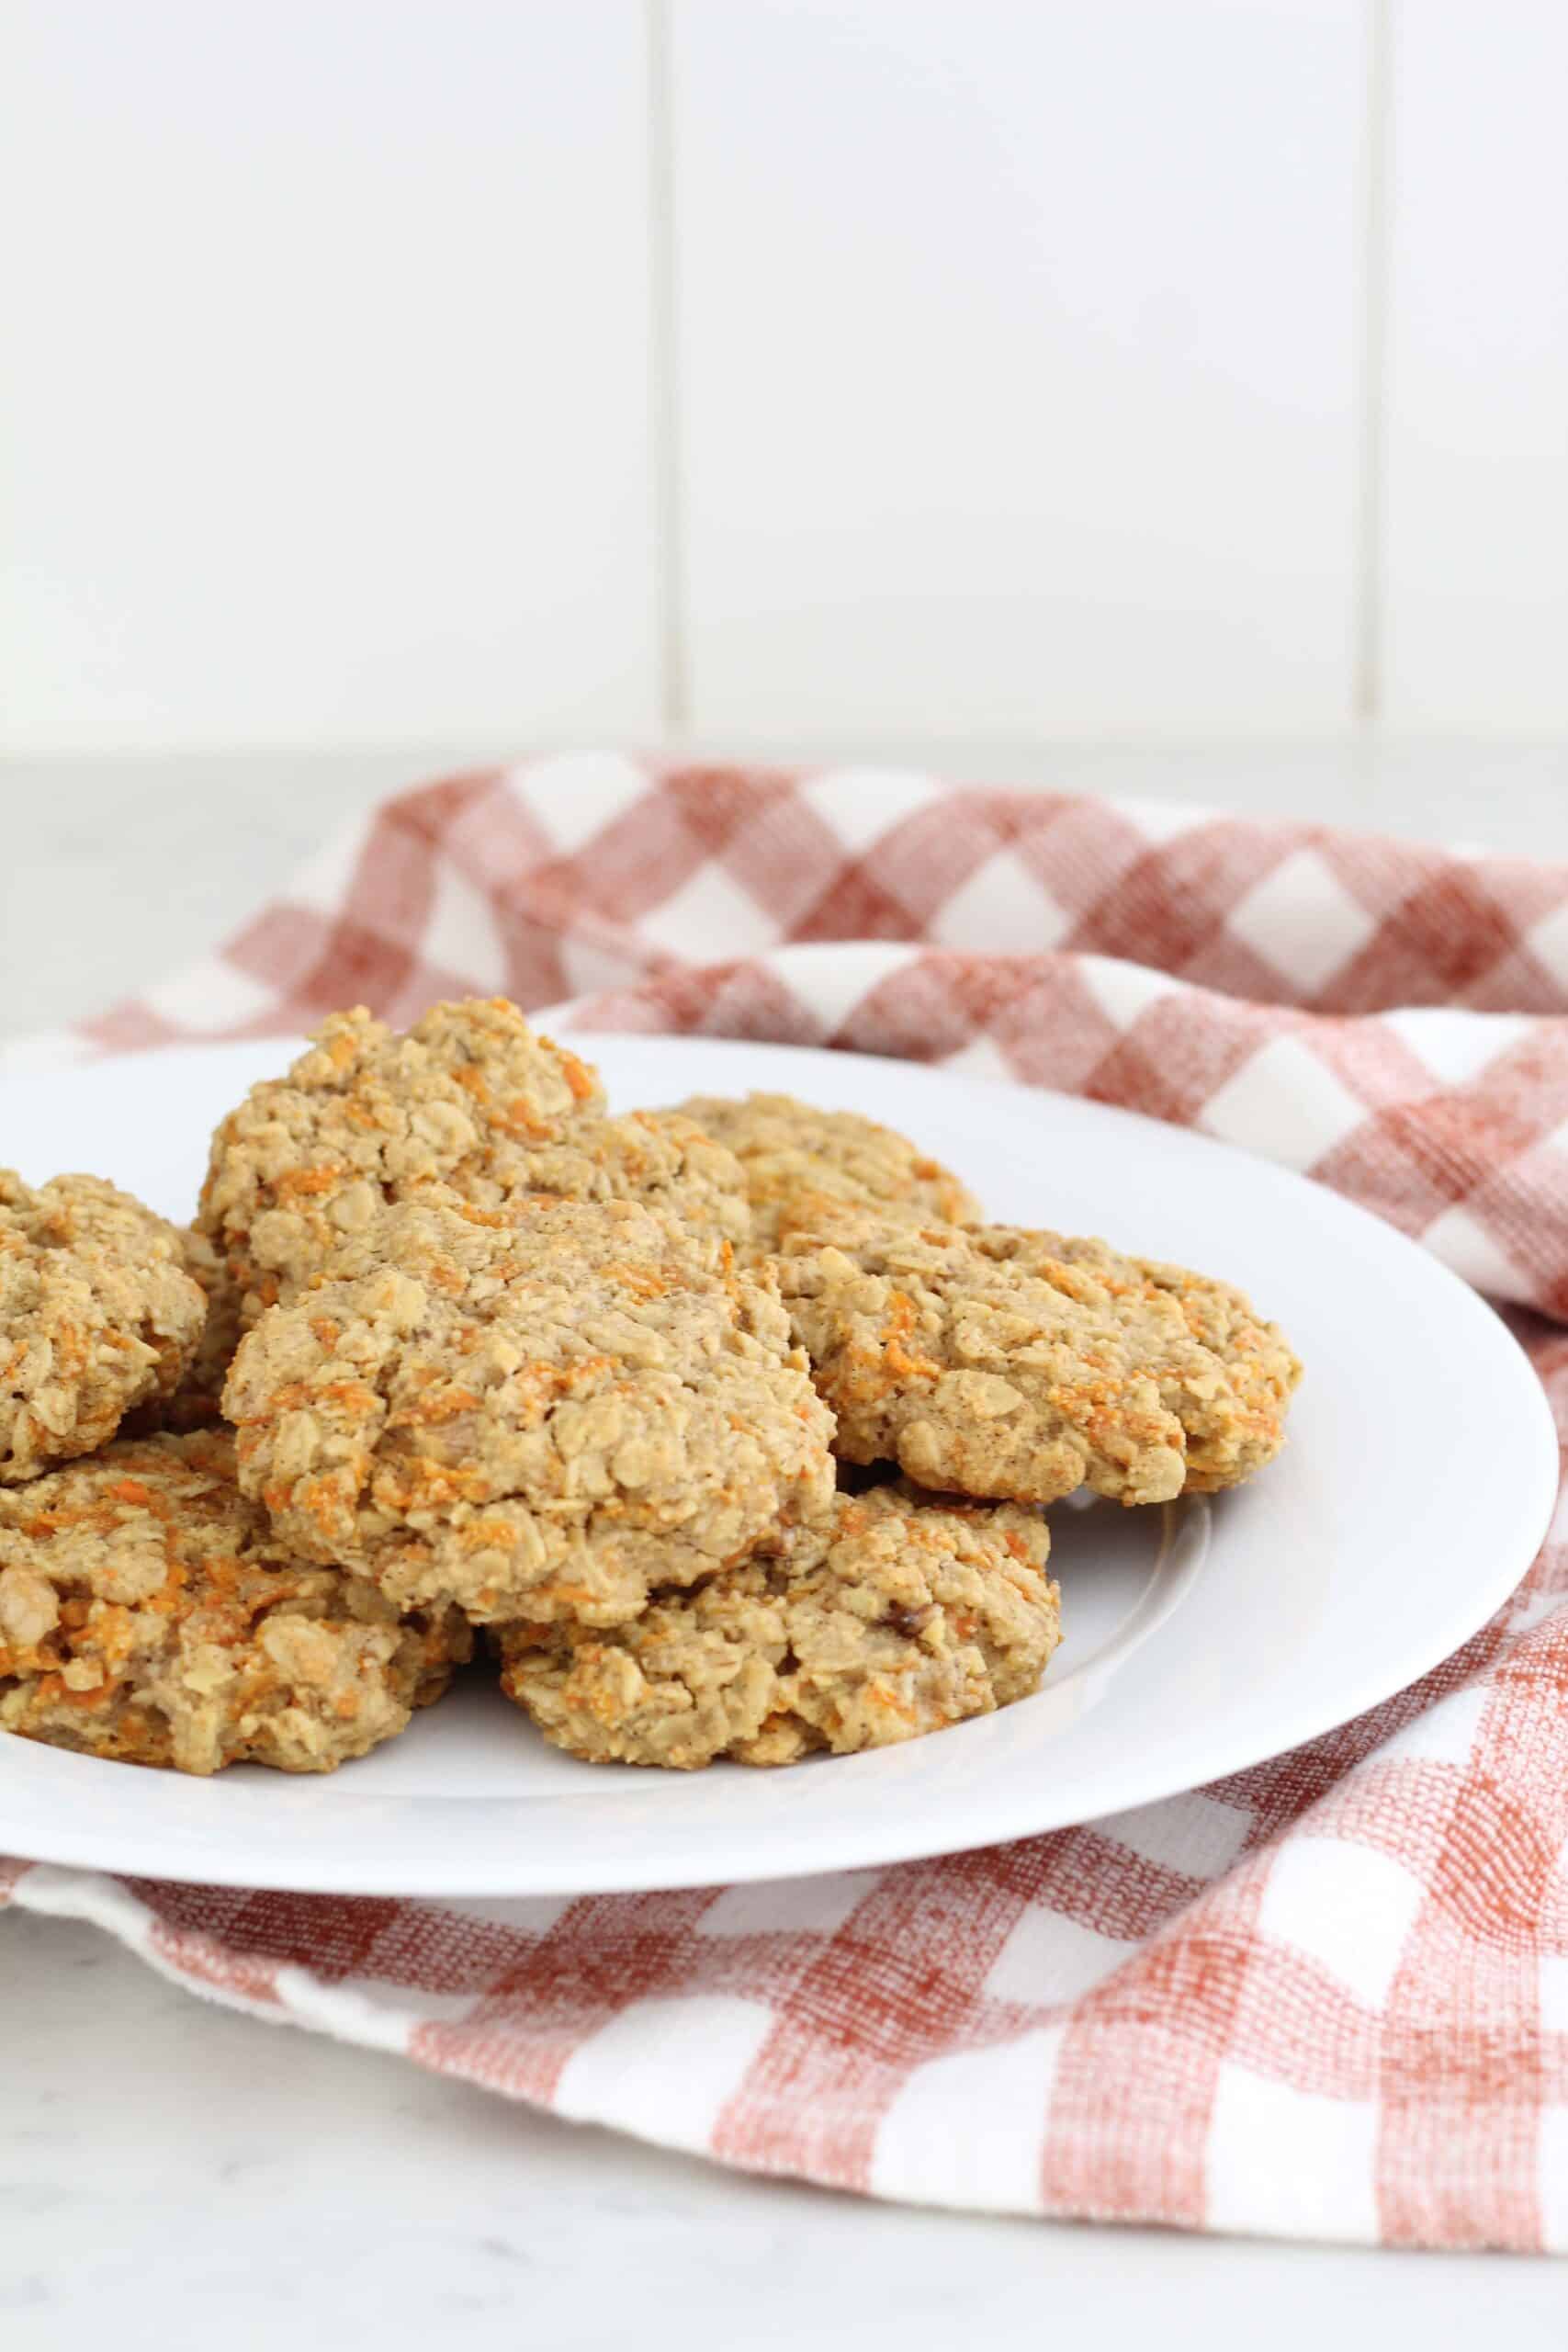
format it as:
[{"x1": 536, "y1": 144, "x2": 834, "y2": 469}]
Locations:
[
  {"x1": 1382, "y1": 1, "x2": 1568, "y2": 730},
  {"x1": 0, "y1": 2, "x2": 659, "y2": 748},
  {"x1": 673, "y1": 0, "x2": 1364, "y2": 738},
  {"x1": 0, "y1": 0, "x2": 1562, "y2": 752}
]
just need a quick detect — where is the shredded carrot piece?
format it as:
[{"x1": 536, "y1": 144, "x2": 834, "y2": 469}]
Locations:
[{"x1": 560, "y1": 1051, "x2": 598, "y2": 1102}]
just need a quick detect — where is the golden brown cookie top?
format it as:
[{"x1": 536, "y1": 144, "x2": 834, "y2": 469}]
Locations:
[
  {"x1": 225, "y1": 1194, "x2": 836, "y2": 1627},
  {"x1": 671, "y1": 1091, "x2": 980, "y2": 1254},
  {"x1": 0, "y1": 1170, "x2": 208, "y2": 1484},
  {"x1": 197, "y1": 1000, "x2": 749, "y2": 1321},
  {"x1": 777, "y1": 1205, "x2": 1297, "y2": 1506},
  {"x1": 499, "y1": 1482, "x2": 1059, "y2": 1770},
  {"x1": 966, "y1": 1225, "x2": 1302, "y2": 1492},
  {"x1": 0, "y1": 1430, "x2": 468, "y2": 1774}
]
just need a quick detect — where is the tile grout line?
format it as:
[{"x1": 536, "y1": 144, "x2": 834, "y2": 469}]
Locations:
[
  {"x1": 647, "y1": 0, "x2": 689, "y2": 738},
  {"x1": 1353, "y1": 0, "x2": 1393, "y2": 733}
]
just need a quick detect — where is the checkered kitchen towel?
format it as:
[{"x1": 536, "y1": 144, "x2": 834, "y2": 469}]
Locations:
[{"x1": 5, "y1": 755, "x2": 1568, "y2": 2252}]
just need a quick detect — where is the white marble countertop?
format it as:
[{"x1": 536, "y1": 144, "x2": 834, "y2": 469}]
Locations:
[{"x1": 5, "y1": 742, "x2": 1567, "y2": 2346}]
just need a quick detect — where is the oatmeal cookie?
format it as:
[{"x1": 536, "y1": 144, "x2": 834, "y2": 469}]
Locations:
[
  {"x1": 777, "y1": 1207, "x2": 1298, "y2": 1505},
  {"x1": 672, "y1": 1091, "x2": 980, "y2": 1253},
  {"x1": 198, "y1": 1000, "x2": 750, "y2": 1322},
  {"x1": 0, "y1": 1171, "x2": 208, "y2": 1484},
  {"x1": 497, "y1": 1483, "x2": 1059, "y2": 1769},
  {"x1": 969, "y1": 1227, "x2": 1301, "y2": 1493},
  {"x1": 0, "y1": 1430, "x2": 468, "y2": 1774},
  {"x1": 225, "y1": 1196, "x2": 836, "y2": 1627}
]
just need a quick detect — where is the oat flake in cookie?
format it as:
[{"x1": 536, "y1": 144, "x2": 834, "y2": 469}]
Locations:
[
  {"x1": 0, "y1": 1431, "x2": 468, "y2": 1774},
  {"x1": 778, "y1": 1206, "x2": 1299, "y2": 1506},
  {"x1": 197, "y1": 998, "x2": 750, "y2": 1323},
  {"x1": 671, "y1": 1091, "x2": 981, "y2": 1255},
  {"x1": 0, "y1": 1171, "x2": 208, "y2": 1485},
  {"x1": 497, "y1": 1483, "x2": 1060, "y2": 1770},
  {"x1": 225, "y1": 1195, "x2": 837, "y2": 1628}
]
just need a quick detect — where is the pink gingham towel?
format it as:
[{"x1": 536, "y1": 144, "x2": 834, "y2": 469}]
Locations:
[{"x1": 5, "y1": 755, "x2": 1567, "y2": 2251}]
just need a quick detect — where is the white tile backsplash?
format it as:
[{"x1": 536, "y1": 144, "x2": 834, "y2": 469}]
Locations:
[
  {"x1": 1381, "y1": 0, "x2": 1568, "y2": 729},
  {"x1": 0, "y1": 1, "x2": 1562, "y2": 752},
  {"x1": 672, "y1": 0, "x2": 1365, "y2": 738},
  {"x1": 0, "y1": 0, "x2": 660, "y2": 750}
]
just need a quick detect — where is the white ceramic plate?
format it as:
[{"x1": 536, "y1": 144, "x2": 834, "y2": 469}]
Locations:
[{"x1": 0, "y1": 1034, "x2": 1555, "y2": 1895}]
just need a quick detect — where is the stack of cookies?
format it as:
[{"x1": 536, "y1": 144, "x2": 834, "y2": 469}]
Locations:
[{"x1": 0, "y1": 999, "x2": 1299, "y2": 1779}]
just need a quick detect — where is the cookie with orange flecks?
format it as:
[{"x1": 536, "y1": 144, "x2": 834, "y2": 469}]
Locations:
[
  {"x1": 497, "y1": 1482, "x2": 1058, "y2": 1769},
  {"x1": 0, "y1": 1430, "x2": 468, "y2": 1774},
  {"x1": 197, "y1": 998, "x2": 750, "y2": 1326},
  {"x1": 0, "y1": 1170, "x2": 208, "y2": 1485},
  {"x1": 776, "y1": 1206, "x2": 1298, "y2": 1505},
  {"x1": 964, "y1": 1225, "x2": 1301, "y2": 1495},
  {"x1": 224, "y1": 1194, "x2": 835, "y2": 1628},
  {"x1": 671, "y1": 1091, "x2": 980, "y2": 1255}
]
